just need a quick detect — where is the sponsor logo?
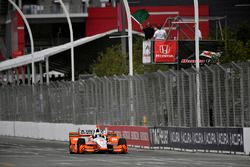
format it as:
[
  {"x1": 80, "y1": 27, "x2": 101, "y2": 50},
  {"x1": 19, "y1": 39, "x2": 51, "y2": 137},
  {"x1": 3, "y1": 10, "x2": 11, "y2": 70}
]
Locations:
[
  {"x1": 181, "y1": 59, "x2": 206, "y2": 63},
  {"x1": 155, "y1": 54, "x2": 174, "y2": 58},
  {"x1": 159, "y1": 45, "x2": 170, "y2": 54}
]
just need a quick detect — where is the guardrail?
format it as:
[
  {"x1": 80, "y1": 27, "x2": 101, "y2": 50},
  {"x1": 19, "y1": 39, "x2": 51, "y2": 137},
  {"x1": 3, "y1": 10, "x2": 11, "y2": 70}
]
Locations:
[{"x1": 0, "y1": 121, "x2": 249, "y2": 154}]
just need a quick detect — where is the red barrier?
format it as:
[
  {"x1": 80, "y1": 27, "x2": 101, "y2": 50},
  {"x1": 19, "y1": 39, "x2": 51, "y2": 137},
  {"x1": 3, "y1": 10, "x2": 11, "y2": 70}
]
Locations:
[{"x1": 99, "y1": 125, "x2": 150, "y2": 147}]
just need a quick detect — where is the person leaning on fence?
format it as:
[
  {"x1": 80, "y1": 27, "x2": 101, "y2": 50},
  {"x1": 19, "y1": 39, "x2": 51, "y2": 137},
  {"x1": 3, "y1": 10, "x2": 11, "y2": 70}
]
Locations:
[
  {"x1": 140, "y1": 22, "x2": 155, "y2": 40},
  {"x1": 153, "y1": 25, "x2": 167, "y2": 40}
]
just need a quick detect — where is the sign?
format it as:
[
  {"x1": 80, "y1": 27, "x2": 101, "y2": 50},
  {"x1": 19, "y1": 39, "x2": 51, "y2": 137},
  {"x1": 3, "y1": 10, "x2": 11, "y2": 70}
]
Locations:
[
  {"x1": 99, "y1": 125, "x2": 150, "y2": 147},
  {"x1": 142, "y1": 40, "x2": 152, "y2": 64},
  {"x1": 180, "y1": 51, "x2": 222, "y2": 65},
  {"x1": 149, "y1": 127, "x2": 244, "y2": 152},
  {"x1": 154, "y1": 40, "x2": 178, "y2": 63},
  {"x1": 178, "y1": 41, "x2": 224, "y2": 68}
]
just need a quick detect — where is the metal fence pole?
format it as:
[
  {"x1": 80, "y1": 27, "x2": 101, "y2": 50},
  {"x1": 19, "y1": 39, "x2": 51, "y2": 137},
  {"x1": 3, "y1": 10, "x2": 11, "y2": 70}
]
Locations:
[
  {"x1": 181, "y1": 69, "x2": 193, "y2": 127},
  {"x1": 169, "y1": 69, "x2": 181, "y2": 126},
  {"x1": 158, "y1": 71, "x2": 171, "y2": 127},
  {"x1": 217, "y1": 64, "x2": 229, "y2": 127},
  {"x1": 104, "y1": 77, "x2": 113, "y2": 124},
  {"x1": 135, "y1": 74, "x2": 148, "y2": 126},
  {"x1": 204, "y1": 65, "x2": 217, "y2": 127},
  {"x1": 232, "y1": 62, "x2": 244, "y2": 127}
]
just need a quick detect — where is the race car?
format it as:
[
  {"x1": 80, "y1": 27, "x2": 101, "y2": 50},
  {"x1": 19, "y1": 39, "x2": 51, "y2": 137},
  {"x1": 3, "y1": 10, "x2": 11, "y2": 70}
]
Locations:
[{"x1": 69, "y1": 128, "x2": 128, "y2": 154}]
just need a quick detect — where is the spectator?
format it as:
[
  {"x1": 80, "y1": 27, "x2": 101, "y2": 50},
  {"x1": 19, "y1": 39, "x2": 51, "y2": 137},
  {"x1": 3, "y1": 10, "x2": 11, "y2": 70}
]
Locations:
[
  {"x1": 198, "y1": 29, "x2": 202, "y2": 40},
  {"x1": 140, "y1": 22, "x2": 155, "y2": 40},
  {"x1": 193, "y1": 25, "x2": 202, "y2": 40},
  {"x1": 153, "y1": 25, "x2": 167, "y2": 40}
]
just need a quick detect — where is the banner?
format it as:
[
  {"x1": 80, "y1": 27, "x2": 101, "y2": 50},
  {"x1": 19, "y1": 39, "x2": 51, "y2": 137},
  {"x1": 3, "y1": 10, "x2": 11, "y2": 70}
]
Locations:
[
  {"x1": 154, "y1": 40, "x2": 178, "y2": 63},
  {"x1": 99, "y1": 125, "x2": 150, "y2": 147},
  {"x1": 142, "y1": 40, "x2": 152, "y2": 64},
  {"x1": 178, "y1": 40, "x2": 224, "y2": 68},
  {"x1": 149, "y1": 127, "x2": 244, "y2": 152}
]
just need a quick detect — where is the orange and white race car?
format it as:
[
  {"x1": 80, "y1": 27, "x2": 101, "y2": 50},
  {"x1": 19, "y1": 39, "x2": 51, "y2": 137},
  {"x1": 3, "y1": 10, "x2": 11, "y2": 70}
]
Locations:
[{"x1": 69, "y1": 128, "x2": 128, "y2": 154}]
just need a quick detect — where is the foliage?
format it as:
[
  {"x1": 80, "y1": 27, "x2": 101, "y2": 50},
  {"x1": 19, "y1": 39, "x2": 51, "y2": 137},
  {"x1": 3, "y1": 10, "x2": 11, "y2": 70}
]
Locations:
[
  {"x1": 220, "y1": 23, "x2": 250, "y2": 63},
  {"x1": 91, "y1": 37, "x2": 169, "y2": 77},
  {"x1": 91, "y1": 44, "x2": 128, "y2": 77}
]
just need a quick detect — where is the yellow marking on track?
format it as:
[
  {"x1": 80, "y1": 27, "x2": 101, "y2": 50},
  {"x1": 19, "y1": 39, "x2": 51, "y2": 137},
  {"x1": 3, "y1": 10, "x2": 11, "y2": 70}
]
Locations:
[{"x1": 0, "y1": 162, "x2": 15, "y2": 167}]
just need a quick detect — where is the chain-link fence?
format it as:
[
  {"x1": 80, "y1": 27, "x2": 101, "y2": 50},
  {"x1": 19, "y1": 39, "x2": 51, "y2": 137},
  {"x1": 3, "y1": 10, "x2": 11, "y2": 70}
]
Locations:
[{"x1": 0, "y1": 62, "x2": 250, "y2": 127}]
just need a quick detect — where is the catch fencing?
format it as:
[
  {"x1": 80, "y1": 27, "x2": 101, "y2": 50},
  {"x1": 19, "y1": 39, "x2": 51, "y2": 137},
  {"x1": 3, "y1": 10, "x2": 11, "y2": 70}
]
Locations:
[{"x1": 0, "y1": 62, "x2": 250, "y2": 127}]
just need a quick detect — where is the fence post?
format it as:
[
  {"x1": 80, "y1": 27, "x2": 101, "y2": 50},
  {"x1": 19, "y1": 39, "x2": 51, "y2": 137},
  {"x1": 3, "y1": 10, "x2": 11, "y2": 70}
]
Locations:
[
  {"x1": 94, "y1": 77, "x2": 104, "y2": 125},
  {"x1": 122, "y1": 74, "x2": 130, "y2": 125},
  {"x1": 132, "y1": 75, "x2": 139, "y2": 125},
  {"x1": 104, "y1": 77, "x2": 113, "y2": 125},
  {"x1": 180, "y1": 70, "x2": 187, "y2": 127},
  {"x1": 123, "y1": 75, "x2": 135, "y2": 125},
  {"x1": 231, "y1": 62, "x2": 244, "y2": 127},
  {"x1": 158, "y1": 71, "x2": 172, "y2": 127},
  {"x1": 135, "y1": 74, "x2": 148, "y2": 126},
  {"x1": 27, "y1": 65, "x2": 31, "y2": 85},
  {"x1": 169, "y1": 69, "x2": 181, "y2": 127},
  {"x1": 204, "y1": 65, "x2": 217, "y2": 127},
  {"x1": 181, "y1": 69, "x2": 193, "y2": 127},
  {"x1": 214, "y1": 66, "x2": 223, "y2": 126},
  {"x1": 217, "y1": 64, "x2": 229, "y2": 127}
]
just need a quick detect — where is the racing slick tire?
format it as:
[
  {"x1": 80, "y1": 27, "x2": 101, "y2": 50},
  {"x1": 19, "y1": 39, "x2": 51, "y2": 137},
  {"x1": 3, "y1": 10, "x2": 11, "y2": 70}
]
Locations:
[
  {"x1": 107, "y1": 144, "x2": 114, "y2": 153},
  {"x1": 69, "y1": 140, "x2": 74, "y2": 154},
  {"x1": 118, "y1": 138, "x2": 127, "y2": 154},
  {"x1": 77, "y1": 138, "x2": 85, "y2": 153},
  {"x1": 118, "y1": 138, "x2": 127, "y2": 146}
]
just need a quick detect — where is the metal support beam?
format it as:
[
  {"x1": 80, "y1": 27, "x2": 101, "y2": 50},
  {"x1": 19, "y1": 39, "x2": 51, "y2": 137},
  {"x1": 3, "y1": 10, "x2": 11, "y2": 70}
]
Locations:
[
  {"x1": 58, "y1": 0, "x2": 75, "y2": 82},
  {"x1": 8, "y1": 0, "x2": 35, "y2": 84},
  {"x1": 46, "y1": 57, "x2": 49, "y2": 85},
  {"x1": 123, "y1": 0, "x2": 133, "y2": 76},
  {"x1": 123, "y1": 0, "x2": 134, "y2": 125},
  {"x1": 39, "y1": 62, "x2": 43, "y2": 84}
]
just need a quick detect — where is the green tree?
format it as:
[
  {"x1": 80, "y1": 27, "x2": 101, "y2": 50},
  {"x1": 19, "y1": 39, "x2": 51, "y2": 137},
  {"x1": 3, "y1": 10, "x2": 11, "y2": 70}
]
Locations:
[
  {"x1": 220, "y1": 23, "x2": 250, "y2": 63},
  {"x1": 91, "y1": 44, "x2": 128, "y2": 77},
  {"x1": 91, "y1": 37, "x2": 169, "y2": 77}
]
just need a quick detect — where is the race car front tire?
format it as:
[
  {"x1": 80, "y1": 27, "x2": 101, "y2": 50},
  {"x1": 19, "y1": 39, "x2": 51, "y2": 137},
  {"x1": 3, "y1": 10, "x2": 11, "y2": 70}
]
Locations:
[{"x1": 77, "y1": 138, "x2": 85, "y2": 153}]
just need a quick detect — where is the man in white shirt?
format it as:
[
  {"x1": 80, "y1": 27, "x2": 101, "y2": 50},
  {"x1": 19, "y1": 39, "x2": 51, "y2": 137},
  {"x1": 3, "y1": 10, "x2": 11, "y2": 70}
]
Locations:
[{"x1": 153, "y1": 25, "x2": 167, "y2": 40}]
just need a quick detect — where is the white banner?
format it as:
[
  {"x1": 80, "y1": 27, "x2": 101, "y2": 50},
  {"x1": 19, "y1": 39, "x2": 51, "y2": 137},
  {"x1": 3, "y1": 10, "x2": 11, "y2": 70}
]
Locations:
[{"x1": 142, "y1": 40, "x2": 152, "y2": 64}]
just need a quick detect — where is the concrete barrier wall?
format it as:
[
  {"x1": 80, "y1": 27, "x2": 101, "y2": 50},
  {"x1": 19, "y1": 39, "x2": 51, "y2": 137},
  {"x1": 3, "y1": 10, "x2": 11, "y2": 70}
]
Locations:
[
  {"x1": 244, "y1": 128, "x2": 250, "y2": 155},
  {"x1": 0, "y1": 121, "x2": 14, "y2": 136},
  {"x1": 0, "y1": 121, "x2": 96, "y2": 141},
  {"x1": 1, "y1": 121, "x2": 250, "y2": 155}
]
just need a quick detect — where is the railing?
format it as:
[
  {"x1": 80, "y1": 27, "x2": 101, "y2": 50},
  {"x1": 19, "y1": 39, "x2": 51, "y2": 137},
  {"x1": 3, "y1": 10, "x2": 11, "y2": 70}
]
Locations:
[
  {"x1": 22, "y1": 0, "x2": 89, "y2": 15},
  {"x1": 0, "y1": 62, "x2": 250, "y2": 127}
]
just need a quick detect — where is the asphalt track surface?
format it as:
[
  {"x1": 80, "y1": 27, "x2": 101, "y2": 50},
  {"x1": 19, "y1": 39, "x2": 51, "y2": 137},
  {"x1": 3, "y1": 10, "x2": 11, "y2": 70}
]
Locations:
[{"x1": 0, "y1": 136, "x2": 249, "y2": 167}]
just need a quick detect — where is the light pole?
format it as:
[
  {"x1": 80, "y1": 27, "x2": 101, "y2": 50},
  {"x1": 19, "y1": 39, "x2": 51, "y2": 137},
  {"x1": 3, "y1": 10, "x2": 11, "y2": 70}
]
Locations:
[
  {"x1": 8, "y1": 0, "x2": 35, "y2": 84},
  {"x1": 122, "y1": 0, "x2": 133, "y2": 76},
  {"x1": 58, "y1": 0, "x2": 75, "y2": 81},
  {"x1": 122, "y1": 0, "x2": 135, "y2": 125},
  {"x1": 194, "y1": 0, "x2": 201, "y2": 127}
]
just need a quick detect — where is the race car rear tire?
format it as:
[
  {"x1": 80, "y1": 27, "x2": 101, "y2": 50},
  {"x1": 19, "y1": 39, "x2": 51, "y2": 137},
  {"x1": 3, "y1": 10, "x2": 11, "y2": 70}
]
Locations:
[
  {"x1": 77, "y1": 138, "x2": 85, "y2": 153},
  {"x1": 69, "y1": 140, "x2": 74, "y2": 154},
  {"x1": 118, "y1": 138, "x2": 127, "y2": 146}
]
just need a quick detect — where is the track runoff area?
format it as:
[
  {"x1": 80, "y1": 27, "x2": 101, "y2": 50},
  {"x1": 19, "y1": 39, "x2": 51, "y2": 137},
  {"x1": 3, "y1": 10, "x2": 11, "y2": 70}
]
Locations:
[{"x1": 0, "y1": 136, "x2": 249, "y2": 167}]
